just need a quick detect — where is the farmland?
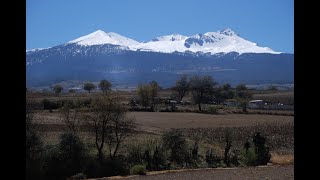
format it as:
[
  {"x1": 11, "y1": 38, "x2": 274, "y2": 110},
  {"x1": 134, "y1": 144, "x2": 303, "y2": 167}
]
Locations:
[{"x1": 27, "y1": 87, "x2": 294, "y2": 179}]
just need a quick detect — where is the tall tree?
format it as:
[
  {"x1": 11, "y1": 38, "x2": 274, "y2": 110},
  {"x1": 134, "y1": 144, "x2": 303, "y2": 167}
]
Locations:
[
  {"x1": 214, "y1": 83, "x2": 235, "y2": 104},
  {"x1": 137, "y1": 84, "x2": 151, "y2": 108},
  {"x1": 85, "y1": 95, "x2": 136, "y2": 160},
  {"x1": 235, "y1": 84, "x2": 252, "y2": 112},
  {"x1": 174, "y1": 75, "x2": 189, "y2": 101},
  {"x1": 83, "y1": 82, "x2": 96, "y2": 93},
  {"x1": 189, "y1": 75, "x2": 217, "y2": 111},
  {"x1": 99, "y1": 79, "x2": 112, "y2": 94},
  {"x1": 149, "y1": 81, "x2": 159, "y2": 111}
]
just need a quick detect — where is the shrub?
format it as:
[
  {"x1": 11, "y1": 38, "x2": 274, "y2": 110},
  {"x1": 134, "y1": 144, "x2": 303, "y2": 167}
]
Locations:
[
  {"x1": 253, "y1": 133, "x2": 271, "y2": 165},
  {"x1": 162, "y1": 129, "x2": 188, "y2": 165},
  {"x1": 216, "y1": 160, "x2": 227, "y2": 168},
  {"x1": 130, "y1": 165, "x2": 146, "y2": 175},
  {"x1": 238, "y1": 148, "x2": 257, "y2": 166},
  {"x1": 85, "y1": 157, "x2": 129, "y2": 178},
  {"x1": 57, "y1": 100, "x2": 75, "y2": 109},
  {"x1": 151, "y1": 146, "x2": 167, "y2": 171},
  {"x1": 42, "y1": 99, "x2": 58, "y2": 110},
  {"x1": 205, "y1": 148, "x2": 219, "y2": 168}
]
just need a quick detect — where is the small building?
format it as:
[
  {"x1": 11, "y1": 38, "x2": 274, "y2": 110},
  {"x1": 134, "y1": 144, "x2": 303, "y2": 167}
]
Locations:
[{"x1": 248, "y1": 100, "x2": 268, "y2": 109}]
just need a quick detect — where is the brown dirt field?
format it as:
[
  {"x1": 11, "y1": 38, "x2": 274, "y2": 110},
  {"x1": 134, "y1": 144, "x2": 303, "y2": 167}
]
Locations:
[
  {"x1": 34, "y1": 111, "x2": 293, "y2": 133},
  {"x1": 128, "y1": 112, "x2": 293, "y2": 133},
  {"x1": 89, "y1": 165, "x2": 293, "y2": 180}
]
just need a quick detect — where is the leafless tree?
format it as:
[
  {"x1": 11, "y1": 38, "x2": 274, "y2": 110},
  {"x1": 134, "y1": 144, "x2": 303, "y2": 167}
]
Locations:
[
  {"x1": 85, "y1": 95, "x2": 136, "y2": 160},
  {"x1": 59, "y1": 103, "x2": 81, "y2": 135}
]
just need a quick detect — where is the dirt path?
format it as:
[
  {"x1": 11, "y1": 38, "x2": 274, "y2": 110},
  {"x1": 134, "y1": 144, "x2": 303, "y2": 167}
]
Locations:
[{"x1": 99, "y1": 165, "x2": 293, "y2": 180}]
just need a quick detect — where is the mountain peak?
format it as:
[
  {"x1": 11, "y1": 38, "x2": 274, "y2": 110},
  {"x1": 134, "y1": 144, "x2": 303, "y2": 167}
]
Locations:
[
  {"x1": 91, "y1": 29, "x2": 106, "y2": 34},
  {"x1": 218, "y1": 28, "x2": 237, "y2": 36},
  {"x1": 68, "y1": 29, "x2": 139, "y2": 47}
]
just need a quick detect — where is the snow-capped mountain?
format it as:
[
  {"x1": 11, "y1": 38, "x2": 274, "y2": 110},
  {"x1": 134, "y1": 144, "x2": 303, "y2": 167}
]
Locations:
[
  {"x1": 26, "y1": 29, "x2": 293, "y2": 88},
  {"x1": 60, "y1": 28, "x2": 280, "y2": 54},
  {"x1": 67, "y1": 30, "x2": 140, "y2": 48}
]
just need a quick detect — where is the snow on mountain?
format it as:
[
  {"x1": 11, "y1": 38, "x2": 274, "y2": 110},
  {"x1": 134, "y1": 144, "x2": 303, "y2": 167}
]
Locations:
[
  {"x1": 67, "y1": 30, "x2": 140, "y2": 48},
  {"x1": 133, "y1": 34, "x2": 188, "y2": 53},
  {"x1": 133, "y1": 29, "x2": 280, "y2": 54},
  {"x1": 29, "y1": 29, "x2": 281, "y2": 54},
  {"x1": 26, "y1": 47, "x2": 51, "y2": 52}
]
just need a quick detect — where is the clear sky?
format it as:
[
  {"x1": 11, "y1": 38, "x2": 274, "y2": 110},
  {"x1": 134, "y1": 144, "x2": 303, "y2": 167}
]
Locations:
[{"x1": 27, "y1": 0, "x2": 294, "y2": 53}]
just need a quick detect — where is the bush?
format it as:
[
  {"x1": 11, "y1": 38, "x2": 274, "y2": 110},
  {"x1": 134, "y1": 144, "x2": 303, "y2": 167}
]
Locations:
[
  {"x1": 253, "y1": 133, "x2": 271, "y2": 165},
  {"x1": 205, "y1": 148, "x2": 219, "y2": 168},
  {"x1": 238, "y1": 148, "x2": 257, "y2": 166},
  {"x1": 42, "y1": 99, "x2": 58, "y2": 110},
  {"x1": 85, "y1": 157, "x2": 129, "y2": 178},
  {"x1": 130, "y1": 165, "x2": 146, "y2": 175},
  {"x1": 57, "y1": 100, "x2": 75, "y2": 109},
  {"x1": 162, "y1": 129, "x2": 188, "y2": 165},
  {"x1": 216, "y1": 160, "x2": 227, "y2": 168}
]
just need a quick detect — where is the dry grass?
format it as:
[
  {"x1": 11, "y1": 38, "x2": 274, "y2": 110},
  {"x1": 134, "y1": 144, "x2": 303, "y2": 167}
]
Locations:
[{"x1": 270, "y1": 153, "x2": 294, "y2": 165}]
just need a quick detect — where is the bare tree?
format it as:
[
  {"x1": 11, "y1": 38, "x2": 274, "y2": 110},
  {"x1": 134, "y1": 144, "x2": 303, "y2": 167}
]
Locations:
[
  {"x1": 106, "y1": 106, "x2": 136, "y2": 159},
  {"x1": 189, "y1": 75, "x2": 217, "y2": 111},
  {"x1": 59, "y1": 103, "x2": 81, "y2": 135},
  {"x1": 174, "y1": 74, "x2": 189, "y2": 101},
  {"x1": 85, "y1": 95, "x2": 136, "y2": 160}
]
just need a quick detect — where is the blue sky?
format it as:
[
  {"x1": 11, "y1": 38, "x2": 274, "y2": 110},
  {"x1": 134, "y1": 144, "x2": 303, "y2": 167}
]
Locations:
[{"x1": 27, "y1": 0, "x2": 293, "y2": 53}]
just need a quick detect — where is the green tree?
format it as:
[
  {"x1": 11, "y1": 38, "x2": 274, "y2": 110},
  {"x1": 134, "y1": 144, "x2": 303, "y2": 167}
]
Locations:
[
  {"x1": 84, "y1": 82, "x2": 96, "y2": 93},
  {"x1": 189, "y1": 75, "x2": 217, "y2": 111},
  {"x1": 174, "y1": 75, "x2": 189, "y2": 101},
  {"x1": 137, "y1": 84, "x2": 151, "y2": 108},
  {"x1": 214, "y1": 84, "x2": 235, "y2": 104},
  {"x1": 99, "y1": 80, "x2": 112, "y2": 94},
  {"x1": 149, "y1": 81, "x2": 159, "y2": 111},
  {"x1": 53, "y1": 84, "x2": 63, "y2": 94},
  {"x1": 235, "y1": 84, "x2": 252, "y2": 112}
]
